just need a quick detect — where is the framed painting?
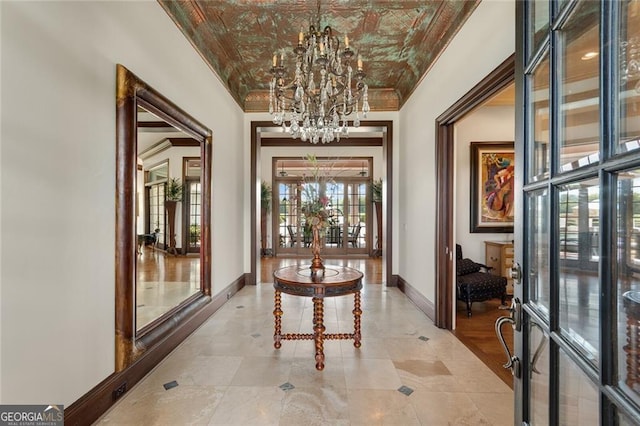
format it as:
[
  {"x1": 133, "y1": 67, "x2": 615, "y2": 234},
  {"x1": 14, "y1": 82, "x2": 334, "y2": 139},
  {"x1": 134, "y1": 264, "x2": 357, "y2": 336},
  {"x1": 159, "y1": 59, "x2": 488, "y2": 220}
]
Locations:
[{"x1": 470, "y1": 142, "x2": 514, "y2": 233}]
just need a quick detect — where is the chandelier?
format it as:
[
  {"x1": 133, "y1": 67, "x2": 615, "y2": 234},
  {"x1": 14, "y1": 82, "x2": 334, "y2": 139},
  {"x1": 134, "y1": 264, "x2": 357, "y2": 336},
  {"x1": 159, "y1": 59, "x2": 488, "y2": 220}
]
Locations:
[{"x1": 268, "y1": 2, "x2": 369, "y2": 144}]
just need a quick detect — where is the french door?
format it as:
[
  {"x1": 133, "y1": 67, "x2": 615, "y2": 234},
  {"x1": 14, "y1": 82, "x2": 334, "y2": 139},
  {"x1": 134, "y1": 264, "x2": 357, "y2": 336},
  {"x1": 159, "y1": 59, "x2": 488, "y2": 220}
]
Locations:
[
  {"x1": 184, "y1": 156, "x2": 202, "y2": 254},
  {"x1": 275, "y1": 178, "x2": 370, "y2": 256},
  {"x1": 146, "y1": 182, "x2": 166, "y2": 248},
  {"x1": 515, "y1": 0, "x2": 640, "y2": 424},
  {"x1": 184, "y1": 178, "x2": 201, "y2": 253}
]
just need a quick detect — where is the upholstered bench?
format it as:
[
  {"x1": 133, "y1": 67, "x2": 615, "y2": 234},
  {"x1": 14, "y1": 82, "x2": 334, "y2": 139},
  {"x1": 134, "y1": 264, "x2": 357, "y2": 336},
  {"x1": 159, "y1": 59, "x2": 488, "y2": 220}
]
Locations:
[{"x1": 456, "y1": 244, "x2": 507, "y2": 317}]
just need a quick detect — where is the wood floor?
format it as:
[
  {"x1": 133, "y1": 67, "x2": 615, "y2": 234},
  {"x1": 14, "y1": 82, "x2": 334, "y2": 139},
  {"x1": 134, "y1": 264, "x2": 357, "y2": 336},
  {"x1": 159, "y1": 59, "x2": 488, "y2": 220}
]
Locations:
[
  {"x1": 137, "y1": 249, "x2": 200, "y2": 281},
  {"x1": 260, "y1": 256, "x2": 513, "y2": 388},
  {"x1": 454, "y1": 298, "x2": 514, "y2": 388}
]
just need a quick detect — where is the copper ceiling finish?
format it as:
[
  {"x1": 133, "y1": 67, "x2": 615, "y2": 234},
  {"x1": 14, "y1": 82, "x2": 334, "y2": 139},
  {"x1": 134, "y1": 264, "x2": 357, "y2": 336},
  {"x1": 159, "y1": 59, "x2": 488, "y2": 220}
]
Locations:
[{"x1": 158, "y1": 0, "x2": 479, "y2": 112}]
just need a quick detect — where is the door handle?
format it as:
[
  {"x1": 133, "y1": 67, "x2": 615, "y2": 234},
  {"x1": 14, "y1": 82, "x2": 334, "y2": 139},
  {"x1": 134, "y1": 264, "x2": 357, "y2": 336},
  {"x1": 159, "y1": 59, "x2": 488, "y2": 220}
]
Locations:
[
  {"x1": 499, "y1": 296, "x2": 522, "y2": 332},
  {"x1": 494, "y1": 298, "x2": 522, "y2": 378},
  {"x1": 511, "y1": 262, "x2": 522, "y2": 284}
]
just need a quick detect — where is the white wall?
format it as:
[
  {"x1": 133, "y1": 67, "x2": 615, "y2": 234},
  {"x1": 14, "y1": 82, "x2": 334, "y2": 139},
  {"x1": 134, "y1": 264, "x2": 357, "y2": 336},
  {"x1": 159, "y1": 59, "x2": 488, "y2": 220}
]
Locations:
[
  {"x1": 455, "y1": 105, "x2": 515, "y2": 262},
  {"x1": 398, "y1": 0, "x2": 515, "y2": 303},
  {"x1": 0, "y1": 1, "x2": 244, "y2": 406},
  {"x1": 244, "y1": 111, "x2": 400, "y2": 279}
]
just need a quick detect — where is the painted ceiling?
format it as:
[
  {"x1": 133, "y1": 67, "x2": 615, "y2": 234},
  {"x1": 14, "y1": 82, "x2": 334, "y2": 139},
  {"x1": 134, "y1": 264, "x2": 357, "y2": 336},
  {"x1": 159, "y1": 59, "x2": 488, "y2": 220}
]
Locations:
[{"x1": 158, "y1": 0, "x2": 480, "y2": 112}]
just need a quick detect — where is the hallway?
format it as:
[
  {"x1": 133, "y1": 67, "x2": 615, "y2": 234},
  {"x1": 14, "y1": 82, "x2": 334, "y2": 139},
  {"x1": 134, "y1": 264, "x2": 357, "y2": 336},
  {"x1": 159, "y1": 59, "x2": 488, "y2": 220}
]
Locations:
[{"x1": 99, "y1": 258, "x2": 513, "y2": 425}]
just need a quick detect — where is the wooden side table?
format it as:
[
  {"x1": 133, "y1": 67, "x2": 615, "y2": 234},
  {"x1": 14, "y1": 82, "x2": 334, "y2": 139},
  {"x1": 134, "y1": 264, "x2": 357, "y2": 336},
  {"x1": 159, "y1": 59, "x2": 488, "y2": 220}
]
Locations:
[
  {"x1": 273, "y1": 265, "x2": 363, "y2": 370},
  {"x1": 485, "y1": 240, "x2": 514, "y2": 295}
]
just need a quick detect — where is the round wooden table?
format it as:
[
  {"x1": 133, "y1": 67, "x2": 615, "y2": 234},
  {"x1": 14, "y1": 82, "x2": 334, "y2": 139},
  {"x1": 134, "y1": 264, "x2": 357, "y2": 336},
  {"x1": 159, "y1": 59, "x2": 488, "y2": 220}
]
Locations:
[{"x1": 273, "y1": 265, "x2": 363, "y2": 370}]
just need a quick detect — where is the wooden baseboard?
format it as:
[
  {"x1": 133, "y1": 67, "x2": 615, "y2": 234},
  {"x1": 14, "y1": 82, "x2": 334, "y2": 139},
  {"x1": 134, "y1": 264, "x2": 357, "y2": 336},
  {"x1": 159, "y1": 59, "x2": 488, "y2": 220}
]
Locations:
[
  {"x1": 389, "y1": 274, "x2": 399, "y2": 287},
  {"x1": 397, "y1": 275, "x2": 435, "y2": 322},
  {"x1": 64, "y1": 275, "x2": 246, "y2": 426}
]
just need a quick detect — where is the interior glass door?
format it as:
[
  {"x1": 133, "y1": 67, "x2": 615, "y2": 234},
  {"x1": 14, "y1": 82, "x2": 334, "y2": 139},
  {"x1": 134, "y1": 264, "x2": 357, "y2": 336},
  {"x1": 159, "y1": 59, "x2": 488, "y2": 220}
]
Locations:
[{"x1": 518, "y1": 0, "x2": 640, "y2": 424}]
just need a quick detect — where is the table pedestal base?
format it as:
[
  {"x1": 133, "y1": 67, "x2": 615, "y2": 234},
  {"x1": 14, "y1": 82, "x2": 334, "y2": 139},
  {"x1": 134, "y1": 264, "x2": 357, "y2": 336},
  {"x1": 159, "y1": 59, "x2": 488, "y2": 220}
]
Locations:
[{"x1": 273, "y1": 289, "x2": 362, "y2": 370}]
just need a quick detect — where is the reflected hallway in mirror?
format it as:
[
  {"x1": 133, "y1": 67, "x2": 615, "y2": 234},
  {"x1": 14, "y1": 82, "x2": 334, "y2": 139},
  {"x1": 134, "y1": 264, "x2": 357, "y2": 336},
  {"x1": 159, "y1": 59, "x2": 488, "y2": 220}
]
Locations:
[{"x1": 135, "y1": 105, "x2": 202, "y2": 331}]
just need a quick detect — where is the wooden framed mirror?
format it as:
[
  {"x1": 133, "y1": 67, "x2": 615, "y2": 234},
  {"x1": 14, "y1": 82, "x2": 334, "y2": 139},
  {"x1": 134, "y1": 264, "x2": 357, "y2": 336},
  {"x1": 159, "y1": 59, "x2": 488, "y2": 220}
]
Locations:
[{"x1": 115, "y1": 64, "x2": 212, "y2": 371}]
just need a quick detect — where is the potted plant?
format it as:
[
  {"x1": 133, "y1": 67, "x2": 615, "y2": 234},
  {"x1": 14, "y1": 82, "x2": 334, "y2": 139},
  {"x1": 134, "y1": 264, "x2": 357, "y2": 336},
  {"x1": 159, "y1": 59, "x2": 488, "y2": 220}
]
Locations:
[
  {"x1": 165, "y1": 177, "x2": 183, "y2": 255},
  {"x1": 371, "y1": 178, "x2": 382, "y2": 204},
  {"x1": 166, "y1": 177, "x2": 183, "y2": 201},
  {"x1": 260, "y1": 181, "x2": 272, "y2": 256}
]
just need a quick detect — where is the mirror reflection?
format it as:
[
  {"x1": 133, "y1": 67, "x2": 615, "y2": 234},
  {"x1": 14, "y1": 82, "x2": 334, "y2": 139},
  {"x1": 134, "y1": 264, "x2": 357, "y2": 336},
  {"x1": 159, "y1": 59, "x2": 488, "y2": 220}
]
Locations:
[{"x1": 136, "y1": 106, "x2": 201, "y2": 331}]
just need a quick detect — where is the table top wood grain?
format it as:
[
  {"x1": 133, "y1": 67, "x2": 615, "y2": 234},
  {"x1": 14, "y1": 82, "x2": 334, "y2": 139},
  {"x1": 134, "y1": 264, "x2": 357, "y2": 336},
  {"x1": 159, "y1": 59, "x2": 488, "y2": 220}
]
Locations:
[{"x1": 273, "y1": 265, "x2": 363, "y2": 298}]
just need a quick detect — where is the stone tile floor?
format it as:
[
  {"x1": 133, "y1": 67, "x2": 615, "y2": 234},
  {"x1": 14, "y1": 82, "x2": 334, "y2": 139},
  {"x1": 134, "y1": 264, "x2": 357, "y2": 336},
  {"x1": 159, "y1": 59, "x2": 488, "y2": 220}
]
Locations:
[{"x1": 98, "y1": 282, "x2": 513, "y2": 425}]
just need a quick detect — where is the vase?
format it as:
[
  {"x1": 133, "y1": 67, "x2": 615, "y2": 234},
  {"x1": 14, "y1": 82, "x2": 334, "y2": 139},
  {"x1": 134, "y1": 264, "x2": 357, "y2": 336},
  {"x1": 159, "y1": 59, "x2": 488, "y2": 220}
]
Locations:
[
  {"x1": 165, "y1": 200, "x2": 178, "y2": 255},
  {"x1": 309, "y1": 223, "x2": 324, "y2": 274}
]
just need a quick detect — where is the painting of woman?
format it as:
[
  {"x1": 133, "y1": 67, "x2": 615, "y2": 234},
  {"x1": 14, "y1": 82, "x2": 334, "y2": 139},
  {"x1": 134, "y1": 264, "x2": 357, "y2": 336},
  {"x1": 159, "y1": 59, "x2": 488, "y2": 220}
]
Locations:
[{"x1": 482, "y1": 154, "x2": 514, "y2": 221}]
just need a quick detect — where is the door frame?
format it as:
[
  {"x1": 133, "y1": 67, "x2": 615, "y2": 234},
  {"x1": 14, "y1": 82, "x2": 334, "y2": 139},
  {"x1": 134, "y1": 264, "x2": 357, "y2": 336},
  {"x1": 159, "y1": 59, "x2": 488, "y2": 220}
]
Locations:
[{"x1": 435, "y1": 54, "x2": 515, "y2": 329}]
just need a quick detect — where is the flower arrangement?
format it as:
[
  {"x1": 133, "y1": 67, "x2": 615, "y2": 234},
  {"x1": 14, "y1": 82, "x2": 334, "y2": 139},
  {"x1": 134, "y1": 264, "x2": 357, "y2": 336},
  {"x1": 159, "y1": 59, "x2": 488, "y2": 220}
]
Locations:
[
  {"x1": 299, "y1": 154, "x2": 334, "y2": 232},
  {"x1": 298, "y1": 154, "x2": 336, "y2": 272}
]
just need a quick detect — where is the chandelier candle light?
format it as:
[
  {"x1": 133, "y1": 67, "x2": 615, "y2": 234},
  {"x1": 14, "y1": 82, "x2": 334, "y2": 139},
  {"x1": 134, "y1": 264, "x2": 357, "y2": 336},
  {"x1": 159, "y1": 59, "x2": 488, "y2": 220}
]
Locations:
[{"x1": 268, "y1": 4, "x2": 369, "y2": 144}]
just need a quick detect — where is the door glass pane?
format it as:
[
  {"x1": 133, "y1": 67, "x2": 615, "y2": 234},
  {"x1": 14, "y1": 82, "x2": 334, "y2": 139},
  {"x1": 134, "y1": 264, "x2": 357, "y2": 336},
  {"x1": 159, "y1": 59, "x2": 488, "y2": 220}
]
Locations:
[
  {"x1": 278, "y1": 182, "x2": 298, "y2": 248},
  {"x1": 618, "y1": 0, "x2": 640, "y2": 153},
  {"x1": 347, "y1": 182, "x2": 367, "y2": 249},
  {"x1": 529, "y1": 0, "x2": 549, "y2": 56},
  {"x1": 148, "y1": 162, "x2": 168, "y2": 183},
  {"x1": 185, "y1": 158, "x2": 200, "y2": 177},
  {"x1": 557, "y1": 0, "x2": 570, "y2": 12},
  {"x1": 616, "y1": 169, "x2": 640, "y2": 406},
  {"x1": 528, "y1": 189, "x2": 550, "y2": 315},
  {"x1": 558, "y1": 348, "x2": 600, "y2": 425},
  {"x1": 325, "y1": 182, "x2": 345, "y2": 248},
  {"x1": 529, "y1": 320, "x2": 550, "y2": 425},
  {"x1": 148, "y1": 183, "x2": 165, "y2": 247},
  {"x1": 558, "y1": 1, "x2": 600, "y2": 172},
  {"x1": 558, "y1": 178, "x2": 600, "y2": 363},
  {"x1": 619, "y1": 410, "x2": 639, "y2": 425},
  {"x1": 188, "y1": 182, "x2": 201, "y2": 250},
  {"x1": 529, "y1": 52, "x2": 550, "y2": 181}
]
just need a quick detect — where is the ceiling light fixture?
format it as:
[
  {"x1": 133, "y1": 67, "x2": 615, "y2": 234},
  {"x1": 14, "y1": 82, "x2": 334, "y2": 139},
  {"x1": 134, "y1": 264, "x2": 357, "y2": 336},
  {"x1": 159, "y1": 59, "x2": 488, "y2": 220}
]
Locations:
[
  {"x1": 268, "y1": 0, "x2": 369, "y2": 144},
  {"x1": 359, "y1": 161, "x2": 367, "y2": 176}
]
